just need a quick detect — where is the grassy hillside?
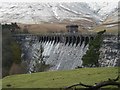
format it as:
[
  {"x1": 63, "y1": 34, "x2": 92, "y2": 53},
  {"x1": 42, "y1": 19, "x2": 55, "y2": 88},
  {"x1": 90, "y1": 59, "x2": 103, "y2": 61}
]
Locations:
[
  {"x1": 2, "y1": 67, "x2": 119, "y2": 88},
  {"x1": 18, "y1": 23, "x2": 67, "y2": 34},
  {"x1": 18, "y1": 22, "x2": 118, "y2": 34},
  {"x1": 92, "y1": 23, "x2": 118, "y2": 34},
  {"x1": 18, "y1": 23, "x2": 91, "y2": 34}
]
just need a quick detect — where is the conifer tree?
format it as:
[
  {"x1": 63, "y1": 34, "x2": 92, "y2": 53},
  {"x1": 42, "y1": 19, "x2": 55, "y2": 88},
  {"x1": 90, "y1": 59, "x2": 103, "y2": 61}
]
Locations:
[{"x1": 82, "y1": 30, "x2": 106, "y2": 67}]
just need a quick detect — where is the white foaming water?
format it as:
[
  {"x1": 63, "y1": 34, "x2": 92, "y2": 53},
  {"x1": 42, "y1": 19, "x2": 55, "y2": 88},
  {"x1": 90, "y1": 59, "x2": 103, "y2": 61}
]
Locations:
[{"x1": 41, "y1": 41, "x2": 88, "y2": 70}]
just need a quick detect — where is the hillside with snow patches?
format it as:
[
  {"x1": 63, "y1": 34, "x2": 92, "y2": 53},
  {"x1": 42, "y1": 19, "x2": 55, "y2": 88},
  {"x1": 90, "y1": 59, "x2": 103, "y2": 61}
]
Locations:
[{"x1": 0, "y1": 2, "x2": 118, "y2": 24}]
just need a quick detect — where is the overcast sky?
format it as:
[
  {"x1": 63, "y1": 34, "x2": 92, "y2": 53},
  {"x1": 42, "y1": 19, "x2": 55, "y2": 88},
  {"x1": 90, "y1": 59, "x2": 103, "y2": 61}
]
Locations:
[{"x1": 0, "y1": 0, "x2": 119, "y2": 2}]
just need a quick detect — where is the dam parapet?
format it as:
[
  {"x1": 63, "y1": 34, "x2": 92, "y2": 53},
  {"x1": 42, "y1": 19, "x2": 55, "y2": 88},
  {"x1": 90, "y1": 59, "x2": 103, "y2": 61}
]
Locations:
[
  {"x1": 13, "y1": 33, "x2": 95, "y2": 46},
  {"x1": 12, "y1": 33, "x2": 116, "y2": 46}
]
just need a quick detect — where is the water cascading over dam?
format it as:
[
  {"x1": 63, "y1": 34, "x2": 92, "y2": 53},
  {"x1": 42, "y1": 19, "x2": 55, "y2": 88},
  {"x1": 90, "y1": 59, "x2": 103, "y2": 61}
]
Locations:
[{"x1": 13, "y1": 33, "x2": 94, "y2": 73}]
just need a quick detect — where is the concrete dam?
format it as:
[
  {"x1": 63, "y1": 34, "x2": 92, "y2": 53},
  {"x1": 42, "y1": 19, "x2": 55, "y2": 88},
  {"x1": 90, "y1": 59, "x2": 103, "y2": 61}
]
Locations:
[
  {"x1": 13, "y1": 33, "x2": 95, "y2": 73},
  {"x1": 13, "y1": 33, "x2": 118, "y2": 73}
]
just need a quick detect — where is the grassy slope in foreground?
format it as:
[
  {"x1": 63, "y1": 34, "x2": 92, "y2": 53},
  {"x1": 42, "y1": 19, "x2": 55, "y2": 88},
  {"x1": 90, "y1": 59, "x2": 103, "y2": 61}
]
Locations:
[{"x1": 2, "y1": 67, "x2": 119, "y2": 88}]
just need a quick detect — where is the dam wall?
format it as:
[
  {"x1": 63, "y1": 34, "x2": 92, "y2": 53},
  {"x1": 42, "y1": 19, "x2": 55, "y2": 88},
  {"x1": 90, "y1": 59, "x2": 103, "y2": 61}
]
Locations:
[
  {"x1": 13, "y1": 33, "x2": 94, "y2": 73},
  {"x1": 13, "y1": 33, "x2": 119, "y2": 73}
]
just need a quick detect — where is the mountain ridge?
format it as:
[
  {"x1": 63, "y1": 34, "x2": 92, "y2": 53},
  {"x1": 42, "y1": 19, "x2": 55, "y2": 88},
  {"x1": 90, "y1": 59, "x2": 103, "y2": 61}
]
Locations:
[{"x1": 0, "y1": 2, "x2": 118, "y2": 26}]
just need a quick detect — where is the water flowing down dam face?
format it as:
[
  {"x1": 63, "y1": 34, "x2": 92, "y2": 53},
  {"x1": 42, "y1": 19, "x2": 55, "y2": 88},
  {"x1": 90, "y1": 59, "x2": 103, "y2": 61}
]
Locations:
[
  {"x1": 14, "y1": 34, "x2": 90, "y2": 73},
  {"x1": 42, "y1": 41, "x2": 88, "y2": 71}
]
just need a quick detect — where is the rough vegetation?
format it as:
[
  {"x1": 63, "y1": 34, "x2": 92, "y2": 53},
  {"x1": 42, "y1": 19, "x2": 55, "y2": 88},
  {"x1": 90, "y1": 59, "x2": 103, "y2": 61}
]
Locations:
[{"x1": 2, "y1": 23, "x2": 23, "y2": 77}]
